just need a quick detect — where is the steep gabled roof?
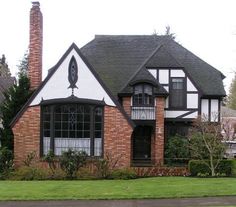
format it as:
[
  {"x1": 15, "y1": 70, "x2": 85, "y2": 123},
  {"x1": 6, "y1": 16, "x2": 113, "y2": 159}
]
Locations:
[
  {"x1": 145, "y1": 45, "x2": 182, "y2": 68},
  {"x1": 81, "y1": 35, "x2": 225, "y2": 97},
  {"x1": 11, "y1": 43, "x2": 134, "y2": 128}
]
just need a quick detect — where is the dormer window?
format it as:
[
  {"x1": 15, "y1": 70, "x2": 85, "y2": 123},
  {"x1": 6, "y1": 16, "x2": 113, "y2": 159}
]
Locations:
[{"x1": 133, "y1": 84, "x2": 154, "y2": 106}]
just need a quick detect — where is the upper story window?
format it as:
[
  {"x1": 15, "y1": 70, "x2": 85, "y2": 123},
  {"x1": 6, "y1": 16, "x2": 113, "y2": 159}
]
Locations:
[
  {"x1": 170, "y1": 78, "x2": 186, "y2": 108},
  {"x1": 133, "y1": 84, "x2": 154, "y2": 106}
]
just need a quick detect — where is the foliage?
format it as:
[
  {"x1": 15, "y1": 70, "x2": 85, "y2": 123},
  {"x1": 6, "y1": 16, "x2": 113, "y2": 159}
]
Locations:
[
  {"x1": 23, "y1": 151, "x2": 36, "y2": 167},
  {"x1": 95, "y1": 151, "x2": 122, "y2": 178},
  {"x1": 164, "y1": 135, "x2": 190, "y2": 166},
  {"x1": 59, "y1": 149, "x2": 87, "y2": 179},
  {"x1": 227, "y1": 72, "x2": 236, "y2": 110},
  {"x1": 0, "y1": 147, "x2": 13, "y2": 179},
  {"x1": 108, "y1": 168, "x2": 137, "y2": 180},
  {"x1": 10, "y1": 166, "x2": 49, "y2": 180},
  {"x1": 189, "y1": 116, "x2": 225, "y2": 176},
  {"x1": 188, "y1": 159, "x2": 234, "y2": 177},
  {"x1": 43, "y1": 150, "x2": 57, "y2": 176},
  {"x1": 0, "y1": 53, "x2": 32, "y2": 150}
]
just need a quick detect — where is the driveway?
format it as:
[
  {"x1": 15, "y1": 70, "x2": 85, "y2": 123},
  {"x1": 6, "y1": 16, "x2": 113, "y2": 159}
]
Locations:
[{"x1": 1, "y1": 196, "x2": 236, "y2": 207}]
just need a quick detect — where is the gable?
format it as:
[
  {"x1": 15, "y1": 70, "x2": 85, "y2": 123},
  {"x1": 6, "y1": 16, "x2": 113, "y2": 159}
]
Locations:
[{"x1": 30, "y1": 47, "x2": 115, "y2": 106}]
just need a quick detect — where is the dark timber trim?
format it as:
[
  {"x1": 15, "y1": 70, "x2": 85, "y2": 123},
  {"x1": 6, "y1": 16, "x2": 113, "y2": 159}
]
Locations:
[{"x1": 176, "y1": 109, "x2": 198, "y2": 118}]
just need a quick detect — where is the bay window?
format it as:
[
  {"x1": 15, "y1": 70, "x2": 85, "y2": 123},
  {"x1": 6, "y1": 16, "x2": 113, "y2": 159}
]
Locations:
[
  {"x1": 133, "y1": 84, "x2": 154, "y2": 106},
  {"x1": 42, "y1": 104, "x2": 103, "y2": 156}
]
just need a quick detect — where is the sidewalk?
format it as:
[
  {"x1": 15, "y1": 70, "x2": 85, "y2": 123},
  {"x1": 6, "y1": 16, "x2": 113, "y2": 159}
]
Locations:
[{"x1": 1, "y1": 196, "x2": 236, "y2": 207}]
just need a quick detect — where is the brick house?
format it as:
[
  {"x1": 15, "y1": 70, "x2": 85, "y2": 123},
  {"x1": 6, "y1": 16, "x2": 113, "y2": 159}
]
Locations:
[{"x1": 11, "y1": 2, "x2": 225, "y2": 168}]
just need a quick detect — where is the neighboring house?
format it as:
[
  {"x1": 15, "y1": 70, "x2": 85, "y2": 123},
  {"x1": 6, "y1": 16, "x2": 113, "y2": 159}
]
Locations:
[
  {"x1": 221, "y1": 106, "x2": 236, "y2": 158},
  {"x1": 11, "y1": 2, "x2": 226, "y2": 167}
]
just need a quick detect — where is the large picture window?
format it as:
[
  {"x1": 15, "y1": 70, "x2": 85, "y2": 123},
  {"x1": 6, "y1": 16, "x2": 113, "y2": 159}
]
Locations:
[
  {"x1": 133, "y1": 84, "x2": 154, "y2": 106},
  {"x1": 42, "y1": 104, "x2": 103, "y2": 156},
  {"x1": 170, "y1": 78, "x2": 185, "y2": 108}
]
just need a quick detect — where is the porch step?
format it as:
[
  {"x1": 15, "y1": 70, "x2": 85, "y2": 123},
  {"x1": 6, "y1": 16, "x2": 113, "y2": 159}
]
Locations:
[{"x1": 132, "y1": 160, "x2": 152, "y2": 167}]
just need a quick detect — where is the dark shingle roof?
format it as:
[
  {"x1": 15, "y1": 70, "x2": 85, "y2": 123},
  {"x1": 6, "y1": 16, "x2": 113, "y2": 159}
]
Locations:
[
  {"x1": 80, "y1": 35, "x2": 225, "y2": 97},
  {"x1": 145, "y1": 45, "x2": 182, "y2": 68}
]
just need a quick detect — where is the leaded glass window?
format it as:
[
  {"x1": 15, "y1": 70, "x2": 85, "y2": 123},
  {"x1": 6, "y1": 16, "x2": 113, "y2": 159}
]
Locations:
[{"x1": 42, "y1": 104, "x2": 103, "y2": 156}]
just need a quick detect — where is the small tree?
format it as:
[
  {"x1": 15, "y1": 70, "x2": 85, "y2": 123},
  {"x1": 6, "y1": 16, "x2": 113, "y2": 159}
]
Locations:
[
  {"x1": 189, "y1": 115, "x2": 225, "y2": 176},
  {"x1": 0, "y1": 53, "x2": 32, "y2": 150}
]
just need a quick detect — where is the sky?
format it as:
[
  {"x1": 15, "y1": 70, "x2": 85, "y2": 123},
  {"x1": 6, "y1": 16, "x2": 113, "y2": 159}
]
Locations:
[{"x1": 0, "y1": 0, "x2": 236, "y2": 94}]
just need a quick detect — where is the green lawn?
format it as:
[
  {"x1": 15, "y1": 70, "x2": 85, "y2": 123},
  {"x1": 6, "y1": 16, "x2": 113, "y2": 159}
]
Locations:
[{"x1": 1, "y1": 177, "x2": 236, "y2": 200}]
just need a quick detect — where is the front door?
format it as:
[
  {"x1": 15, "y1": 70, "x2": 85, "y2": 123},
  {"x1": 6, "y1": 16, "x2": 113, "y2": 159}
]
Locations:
[{"x1": 133, "y1": 126, "x2": 152, "y2": 160}]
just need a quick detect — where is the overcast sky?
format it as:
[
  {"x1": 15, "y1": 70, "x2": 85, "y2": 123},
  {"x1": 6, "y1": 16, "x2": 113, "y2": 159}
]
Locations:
[{"x1": 0, "y1": 0, "x2": 236, "y2": 93}]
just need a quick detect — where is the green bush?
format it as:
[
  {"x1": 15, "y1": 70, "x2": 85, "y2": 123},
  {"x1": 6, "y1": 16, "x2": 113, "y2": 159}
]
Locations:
[
  {"x1": 59, "y1": 149, "x2": 87, "y2": 179},
  {"x1": 11, "y1": 166, "x2": 49, "y2": 180},
  {"x1": 165, "y1": 135, "x2": 190, "y2": 166},
  {"x1": 108, "y1": 168, "x2": 137, "y2": 180},
  {"x1": 43, "y1": 150, "x2": 57, "y2": 176},
  {"x1": 0, "y1": 147, "x2": 13, "y2": 179},
  {"x1": 231, "y1": 160, "x2": 236, "y2": 177},
  {"x1": 188, "y1": 160, "x2": 234, "y2": 176}
]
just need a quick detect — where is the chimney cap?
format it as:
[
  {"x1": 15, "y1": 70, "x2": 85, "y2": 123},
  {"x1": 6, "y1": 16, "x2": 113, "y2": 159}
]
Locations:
[{"x1": 32, "y1": 1, "x2": 40, "y2": 7}]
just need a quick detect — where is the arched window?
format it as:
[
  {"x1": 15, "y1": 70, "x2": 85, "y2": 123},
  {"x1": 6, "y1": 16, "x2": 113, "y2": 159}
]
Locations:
[
  {"x1": 42, "y1": 104, "x2": 103, "y2": 156},
  {"x1": 133, "y1": 84, "x2": 154, "y2": 106}
]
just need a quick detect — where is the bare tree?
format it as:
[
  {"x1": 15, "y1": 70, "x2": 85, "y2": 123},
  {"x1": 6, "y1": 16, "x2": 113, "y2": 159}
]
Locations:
[{"x1": 189, "y1": 115, "x2": 225, "y2": 176}]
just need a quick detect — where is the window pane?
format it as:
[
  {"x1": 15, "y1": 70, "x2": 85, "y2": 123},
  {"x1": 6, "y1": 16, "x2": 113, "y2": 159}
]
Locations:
[
  {"x1": 171, "y1": 78, "x2": 185, "y2": 108},
  {"x1": 134, "y1": 85, "x2": 142, "y2": 94},
  {"x1": 144, "y1": 84, "x2": 152, "y2": 95}
]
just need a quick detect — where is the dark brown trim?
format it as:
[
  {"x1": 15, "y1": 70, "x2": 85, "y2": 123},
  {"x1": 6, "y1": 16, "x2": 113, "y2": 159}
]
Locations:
[
  {"x1": 146, "y1": 67, "x2": 184, "y2": 69},
  {"x1": 39, "y1": 106, "x2": 43, "y2": 157},
  {"x1": 187, "y1": 91, "x2": 198, "y2": 94},
  {"x1": 164, "y1": 118, "x2": 193, "y2": 122},
  {"x1": 176, "y1": 109, "x2": 198, "y2": 119},
  {"x1": 40, "y1": 96, "x2": 105, "y2": 106},
  {"x1": 208, "y1": 99, "x2": 211, "y2": 122},
  {"x1": 129, "y1": 79, "x2": 158, "y2": 87},
  {"x1": 10, "y1": 43, "x2": 135, "y2": 129}
]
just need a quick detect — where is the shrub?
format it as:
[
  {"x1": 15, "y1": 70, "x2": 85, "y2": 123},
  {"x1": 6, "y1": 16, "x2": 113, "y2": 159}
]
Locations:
[
  {"x1": 231, "y1": 160, "x2": 236, "y2": 177},
  {"x1": 11, "y1": 166, "x2": 49, "y2": 180},
  {"x1": 0, "y1": 147, "x2": 13, "y2": 179},
  {"x1": 165, "y1": 135, "x2": 190, "y2": 166},
  {"x1": 109, "y1": 168, "x2": 137, "y2": 180},
  {"x1": 23, "y1": 151, "x2": 36, "y2": 167},
  {"x1": 95, "y1": 151, "x2": 122, "y2": 178},
  {"x1": 59, "y1": 149, "x2": 87, "y2": 179},
  {"x1": 43, "y1": 150, "x2": 57, "y2": 176},
  {"x1": 189, "y1": 160, "x2": 234, "y2": 176}
]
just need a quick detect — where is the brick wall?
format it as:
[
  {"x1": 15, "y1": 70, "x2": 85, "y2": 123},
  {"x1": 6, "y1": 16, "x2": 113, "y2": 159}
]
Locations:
[
  {"x1": 122, "y1": 97, "x2": 131, "y2": 116},
  {"x1": 154, "y1": 97, "x2": 165, "y2": 165},
  {"x1": 104, "y1": 106, "x2": 133, "y2": 168},
  {"x1": 13, "y1": 106, "x2": 41, "y2": 167},
  {"x1": 29, "y1": 2, "x2": 43, "y2": 90},
  {"x1": 13, "y1": 105, "x2": 133, "y2": 168}
]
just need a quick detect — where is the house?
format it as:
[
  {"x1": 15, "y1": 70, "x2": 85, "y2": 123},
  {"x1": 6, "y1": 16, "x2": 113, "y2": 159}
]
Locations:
[{"x1": 11, "y1": 2, "x2": 225, "y2": 168}]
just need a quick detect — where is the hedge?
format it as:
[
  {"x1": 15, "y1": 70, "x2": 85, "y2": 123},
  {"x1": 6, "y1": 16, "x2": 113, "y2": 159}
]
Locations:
[{"x1": 188, "y1": 159, "x2": 236, "y2": 176}]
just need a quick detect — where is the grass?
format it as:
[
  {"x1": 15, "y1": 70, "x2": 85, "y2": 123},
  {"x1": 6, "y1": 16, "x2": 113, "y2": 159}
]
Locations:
[{"x1": 1, "y1": 177, "x2": 236, "y2": 200}]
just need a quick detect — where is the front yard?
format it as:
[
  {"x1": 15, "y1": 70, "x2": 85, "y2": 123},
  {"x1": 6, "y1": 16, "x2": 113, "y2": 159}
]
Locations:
[{"x1": 1, "y1": 177, "x2": 236, "y2": 200}]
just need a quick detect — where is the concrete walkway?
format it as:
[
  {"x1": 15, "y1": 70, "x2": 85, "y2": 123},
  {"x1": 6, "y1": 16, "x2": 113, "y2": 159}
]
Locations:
[{"x1": 1, "y1": 197, "x2": 236, "y2": 207}]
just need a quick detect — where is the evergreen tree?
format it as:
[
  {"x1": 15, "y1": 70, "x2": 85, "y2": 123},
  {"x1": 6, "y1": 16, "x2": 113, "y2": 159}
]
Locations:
[
  {"x1": 227, "y1": 72, "x2": 236, "y2": 110},
  {"x1": 0, "y1": 53, "x2": 32, "y2": 150}
]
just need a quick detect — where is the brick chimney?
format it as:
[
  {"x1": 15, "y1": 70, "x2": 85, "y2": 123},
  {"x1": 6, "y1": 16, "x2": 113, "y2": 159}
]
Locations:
[{"x1": 29, "y1": 2, "x2": 43, "y2": 90}]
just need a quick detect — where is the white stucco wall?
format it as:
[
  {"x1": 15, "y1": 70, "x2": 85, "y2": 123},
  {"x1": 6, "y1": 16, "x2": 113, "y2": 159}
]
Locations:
[{"x1": 30, "y1": 48, "x2": 115, "y2": 106}]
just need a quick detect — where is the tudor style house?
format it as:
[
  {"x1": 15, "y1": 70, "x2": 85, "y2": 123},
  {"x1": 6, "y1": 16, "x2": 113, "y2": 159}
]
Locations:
[{"x1": 11, "y1": 2, "x2": 225, "y2": 167}]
